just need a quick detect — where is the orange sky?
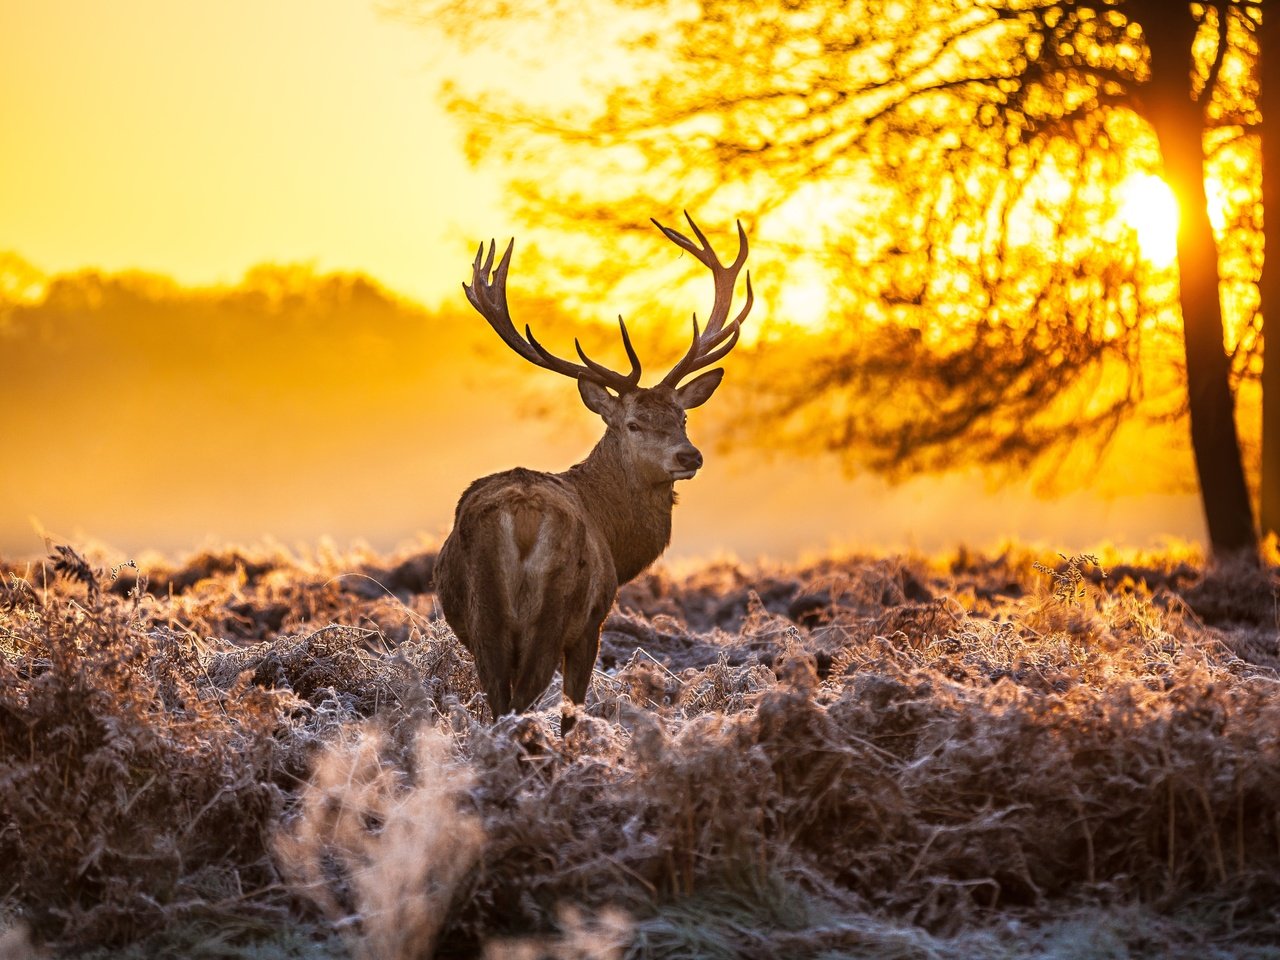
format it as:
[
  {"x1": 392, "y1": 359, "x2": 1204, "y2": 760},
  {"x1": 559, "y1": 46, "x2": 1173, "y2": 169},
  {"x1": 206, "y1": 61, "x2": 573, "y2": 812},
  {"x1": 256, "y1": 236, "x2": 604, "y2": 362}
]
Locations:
[
  {"x1": 0, "y1": 0, "x2": 502, "y2": 306},
  {"x1": 0, "y1": 1, "x2": 1210, "y2": 562}
]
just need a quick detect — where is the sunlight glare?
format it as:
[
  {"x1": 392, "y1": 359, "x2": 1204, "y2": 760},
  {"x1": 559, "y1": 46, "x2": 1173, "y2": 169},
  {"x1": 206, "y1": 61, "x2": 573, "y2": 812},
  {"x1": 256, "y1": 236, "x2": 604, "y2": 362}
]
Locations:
[
  {"x1": 776, "y1": 261, "x2": 830, "y2": 330},
  {"x1": 1117, "y1": 173, "x2": 1179, "y2": 268}
]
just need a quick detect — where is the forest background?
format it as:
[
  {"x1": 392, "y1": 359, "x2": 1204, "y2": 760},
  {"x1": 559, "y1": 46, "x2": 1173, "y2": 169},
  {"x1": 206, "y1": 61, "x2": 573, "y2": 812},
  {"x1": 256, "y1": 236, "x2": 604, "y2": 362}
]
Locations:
[{"x1": 2, "y1": 0, "x2": 1254, "y2": 564}]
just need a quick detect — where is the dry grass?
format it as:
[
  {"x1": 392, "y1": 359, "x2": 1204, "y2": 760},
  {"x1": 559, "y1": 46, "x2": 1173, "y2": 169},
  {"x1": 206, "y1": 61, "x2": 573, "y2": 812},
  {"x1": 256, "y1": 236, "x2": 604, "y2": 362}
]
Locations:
[
  {"x1": 274, "y1": 723, "x2": 483, "y2": 960},
  {"x1": 1, "y1": 541, "x2": 1278, "y2": 958}
]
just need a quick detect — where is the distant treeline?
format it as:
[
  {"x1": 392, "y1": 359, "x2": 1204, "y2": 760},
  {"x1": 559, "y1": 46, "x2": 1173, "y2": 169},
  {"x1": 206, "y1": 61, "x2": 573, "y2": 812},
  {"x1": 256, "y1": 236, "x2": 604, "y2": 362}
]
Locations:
[
  {"x1": 0, "y1": 259, "x2": 683, "y2": 401},
  {"x1": 2, "y1": 264, "x2": 464, "y2": 397},
  {"x1": 0, "y1": 260, "x2": 599, "y2": 554}
]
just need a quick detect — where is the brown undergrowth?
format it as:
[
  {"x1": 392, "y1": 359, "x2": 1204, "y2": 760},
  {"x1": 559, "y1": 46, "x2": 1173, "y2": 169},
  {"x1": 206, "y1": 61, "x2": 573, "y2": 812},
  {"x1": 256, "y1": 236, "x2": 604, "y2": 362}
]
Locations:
[{"x1": 0, "y1": 542, "x2": 1278, "y2": 958}]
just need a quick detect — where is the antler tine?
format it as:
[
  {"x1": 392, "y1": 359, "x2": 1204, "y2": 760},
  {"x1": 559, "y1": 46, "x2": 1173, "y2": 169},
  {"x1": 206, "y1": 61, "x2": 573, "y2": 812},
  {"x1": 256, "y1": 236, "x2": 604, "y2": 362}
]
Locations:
[
  {"x1": 463, "y1": 238, "x2": 642, "y2": 394},
  {"x1": 463, "y1": 240, "x2": 538, "y2": 366},
  {"x1": 651, "y1": 213, "x2": 749, "y2": 335},
  {"x1": 574, "y1": 316, "x2": 641, "y2": 389},
  {"x1": 654, "y1": 215, "x2": 754, "y2": 388},
  {"x1": 660, "y1": 272, "x2": 753, "y2": 387}
]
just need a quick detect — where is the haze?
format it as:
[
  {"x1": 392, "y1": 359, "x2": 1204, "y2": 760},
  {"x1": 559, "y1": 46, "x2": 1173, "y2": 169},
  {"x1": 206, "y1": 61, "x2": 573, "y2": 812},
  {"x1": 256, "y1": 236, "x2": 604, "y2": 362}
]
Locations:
[{"x1": 0, "y1": 1, "x2": 1207, "y2": 563}]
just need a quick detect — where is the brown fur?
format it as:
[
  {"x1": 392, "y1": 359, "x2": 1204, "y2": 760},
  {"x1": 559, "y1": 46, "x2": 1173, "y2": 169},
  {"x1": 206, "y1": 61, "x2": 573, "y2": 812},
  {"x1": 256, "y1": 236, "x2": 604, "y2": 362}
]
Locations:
[
  {"x1": 441, "y1": 215, "x2": 749, "y2": 733},
  {"x1": 436, "y1": 383, "x2": 716, "y2": 733}
]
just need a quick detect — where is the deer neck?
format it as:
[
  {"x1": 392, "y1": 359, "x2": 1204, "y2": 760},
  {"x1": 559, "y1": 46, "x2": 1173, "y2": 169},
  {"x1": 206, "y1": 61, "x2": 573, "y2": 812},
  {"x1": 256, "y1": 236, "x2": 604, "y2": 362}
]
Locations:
[{"x1": 563, "y1": 433, "x2": 675, "y2": 585}]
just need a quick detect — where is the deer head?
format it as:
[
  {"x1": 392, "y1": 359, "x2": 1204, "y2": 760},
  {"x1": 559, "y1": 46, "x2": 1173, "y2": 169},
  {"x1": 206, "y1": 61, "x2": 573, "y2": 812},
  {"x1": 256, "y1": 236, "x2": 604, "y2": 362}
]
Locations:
[{"x1": 462, "y1": 214, "x2": 754, "y2": 485}]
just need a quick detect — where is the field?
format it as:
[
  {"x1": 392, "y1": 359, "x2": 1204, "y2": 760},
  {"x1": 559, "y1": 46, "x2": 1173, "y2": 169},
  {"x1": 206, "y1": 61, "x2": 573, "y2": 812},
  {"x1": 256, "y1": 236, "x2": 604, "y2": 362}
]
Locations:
[{"x1": 2, "y1": 541, "x2": 1279, "y2": 959}]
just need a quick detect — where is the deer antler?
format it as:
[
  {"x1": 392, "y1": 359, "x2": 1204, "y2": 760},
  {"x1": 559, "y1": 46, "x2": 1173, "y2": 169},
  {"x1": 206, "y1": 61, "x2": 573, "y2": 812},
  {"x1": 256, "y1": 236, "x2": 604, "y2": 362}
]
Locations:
[
  {"x1": 653, "y1": 213, "x2": 754, "y2": 389},
  {"x1": 463, "y1": 239, "x2": 642, "y2": 394}
]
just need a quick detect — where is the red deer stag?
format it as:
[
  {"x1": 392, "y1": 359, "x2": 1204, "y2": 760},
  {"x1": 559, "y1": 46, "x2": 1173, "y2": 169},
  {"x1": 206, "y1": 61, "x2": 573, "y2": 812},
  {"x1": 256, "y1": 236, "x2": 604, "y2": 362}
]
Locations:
[{"x1": 435, "y1": 214, "x2": 753, "y2": 734}]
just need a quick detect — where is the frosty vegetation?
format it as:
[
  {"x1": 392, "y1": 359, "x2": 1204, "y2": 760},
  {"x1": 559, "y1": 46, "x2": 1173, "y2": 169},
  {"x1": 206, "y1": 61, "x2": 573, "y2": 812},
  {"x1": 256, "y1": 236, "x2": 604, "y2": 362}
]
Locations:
[{"x1": 1, "y1": 540, "x2": 1278, "y2": 959}]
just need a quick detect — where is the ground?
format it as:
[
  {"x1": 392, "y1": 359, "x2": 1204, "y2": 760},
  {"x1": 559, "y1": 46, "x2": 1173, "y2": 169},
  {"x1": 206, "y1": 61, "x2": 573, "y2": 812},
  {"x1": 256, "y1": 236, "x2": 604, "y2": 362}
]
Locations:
[{"x1": 1, "y1": 541, "x2": 1278, "y2": 959}]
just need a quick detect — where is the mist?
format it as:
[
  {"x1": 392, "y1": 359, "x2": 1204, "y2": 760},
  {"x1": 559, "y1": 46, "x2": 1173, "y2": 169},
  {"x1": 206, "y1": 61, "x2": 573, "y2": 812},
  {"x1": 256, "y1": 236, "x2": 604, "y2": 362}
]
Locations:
[{"x1": 1, "y1": 262, "x2": 1205, "y2": 564}]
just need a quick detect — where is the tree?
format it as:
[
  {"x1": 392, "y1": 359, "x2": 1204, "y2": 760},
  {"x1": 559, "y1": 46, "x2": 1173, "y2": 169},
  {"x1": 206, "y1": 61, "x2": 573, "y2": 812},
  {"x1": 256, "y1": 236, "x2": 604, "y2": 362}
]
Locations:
[
  {"x1": 1137, "y1": 1, "x2": 1257, "y2": 554},
  {"x1": 1262, "y1": 0, "x2": 1280, "y2": 540},
  {"x1": 417, "y1": 0, "x2": 1270, "y2": 558}
]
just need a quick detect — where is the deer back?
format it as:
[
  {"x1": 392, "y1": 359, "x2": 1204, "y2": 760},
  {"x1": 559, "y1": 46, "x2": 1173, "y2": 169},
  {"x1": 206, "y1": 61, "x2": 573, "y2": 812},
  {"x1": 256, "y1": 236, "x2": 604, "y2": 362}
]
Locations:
[{"x1": 435, "y1": 467, "x2": 617, "y2": 715}]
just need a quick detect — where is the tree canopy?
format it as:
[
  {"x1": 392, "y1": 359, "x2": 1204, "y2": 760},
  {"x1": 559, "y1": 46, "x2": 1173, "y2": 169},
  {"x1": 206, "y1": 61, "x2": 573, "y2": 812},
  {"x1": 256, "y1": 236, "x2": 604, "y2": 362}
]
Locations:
[{"x1": 416, "y1": 0, "x2": 1270, "y2": 554}]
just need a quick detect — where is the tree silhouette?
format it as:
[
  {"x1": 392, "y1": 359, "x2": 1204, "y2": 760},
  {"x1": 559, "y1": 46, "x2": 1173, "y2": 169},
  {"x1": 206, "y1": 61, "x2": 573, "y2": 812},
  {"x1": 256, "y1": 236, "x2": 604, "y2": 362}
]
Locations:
[
  {"x1": 1261, "y1": 2, "x2": 1280, "y2": 546},
  {"x1": 417, "y1": 0, "x2": 1270, "y2": 559}
]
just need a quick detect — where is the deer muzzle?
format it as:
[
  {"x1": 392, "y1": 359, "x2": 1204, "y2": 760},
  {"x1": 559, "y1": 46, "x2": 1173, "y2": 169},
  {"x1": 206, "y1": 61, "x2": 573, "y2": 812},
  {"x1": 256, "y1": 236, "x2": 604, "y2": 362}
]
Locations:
[{"x1": 670, "y1": 445, "x2": 704, "y2": 480}]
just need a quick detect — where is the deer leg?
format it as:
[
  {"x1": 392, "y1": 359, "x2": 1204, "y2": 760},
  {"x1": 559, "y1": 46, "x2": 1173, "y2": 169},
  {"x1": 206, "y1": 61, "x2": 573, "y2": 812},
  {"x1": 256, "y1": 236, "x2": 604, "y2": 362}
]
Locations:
[
  {"x1": 484, "y1": 674, "x2": 512, "y2": 721},
  {"x1": 560, "y1": 621, "x2": 603, "y2": 736},
  {"x1": 506, "y1": 619, "x2": 562, "y2": 716},
  {"x1": 508, "y1": 660, "x2": 553, "y2": 716},
  {"x1": 460, "y1": 609, "x2": 514, "y2": 722}
]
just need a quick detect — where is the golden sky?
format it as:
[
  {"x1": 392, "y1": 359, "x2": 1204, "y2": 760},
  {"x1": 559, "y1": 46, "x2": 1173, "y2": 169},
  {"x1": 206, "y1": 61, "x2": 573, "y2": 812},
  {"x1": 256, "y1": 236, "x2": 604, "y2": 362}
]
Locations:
[
  {"x1": 0, "y1": 1, "x2": 1210, "y2": 561},
  {"x1": 0, "y1": 0, "x2": 499, "y2": 306}
]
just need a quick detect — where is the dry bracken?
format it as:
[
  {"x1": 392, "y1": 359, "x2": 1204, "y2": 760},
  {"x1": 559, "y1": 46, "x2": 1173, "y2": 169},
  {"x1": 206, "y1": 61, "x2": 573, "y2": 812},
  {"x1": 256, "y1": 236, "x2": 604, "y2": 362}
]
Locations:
[{"x1": 0, "y1": 541, "x2": 1277, "y2": 959}]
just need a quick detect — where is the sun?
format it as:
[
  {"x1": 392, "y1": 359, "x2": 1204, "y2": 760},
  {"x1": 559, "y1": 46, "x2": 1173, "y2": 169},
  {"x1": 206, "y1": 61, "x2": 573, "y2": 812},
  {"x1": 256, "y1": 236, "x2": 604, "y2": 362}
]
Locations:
[{"x1": 1116, "y1": 173, "x2": 1179, "y2": 268}]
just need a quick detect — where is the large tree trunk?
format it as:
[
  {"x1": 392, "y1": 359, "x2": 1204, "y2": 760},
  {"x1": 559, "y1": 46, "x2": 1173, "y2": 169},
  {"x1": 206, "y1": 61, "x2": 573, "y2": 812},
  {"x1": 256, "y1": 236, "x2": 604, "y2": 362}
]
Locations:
[
  {"x1": 1139, "y1": 3, "x2": 1258, "y2": 557},
  {"x1": 1261, "y1": 2, "x2": 1280, "y2": 541}
]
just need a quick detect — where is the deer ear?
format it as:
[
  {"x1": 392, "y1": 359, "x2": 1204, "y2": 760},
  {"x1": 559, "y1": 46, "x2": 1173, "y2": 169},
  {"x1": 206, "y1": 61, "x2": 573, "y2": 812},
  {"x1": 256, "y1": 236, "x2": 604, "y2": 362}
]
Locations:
[
  {"x1": 674, "y1": 368, "x2": 724, "y2": 409},
  {"x1": 578, "y1": 378, "x2": 620, "y2": 420}
]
